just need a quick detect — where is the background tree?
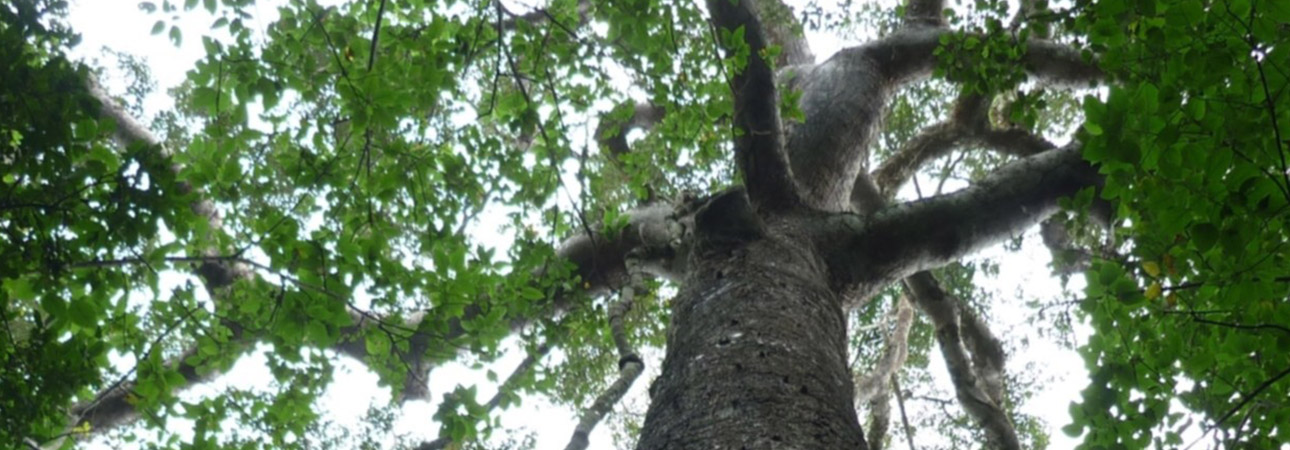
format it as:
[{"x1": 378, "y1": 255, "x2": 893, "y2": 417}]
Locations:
[{"x1": 1, "y1": 0, "x2": 1287, "y2": 448}]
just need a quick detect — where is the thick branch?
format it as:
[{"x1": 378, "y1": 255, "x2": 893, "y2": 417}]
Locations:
[
  {"x1": 782, "y1": 36, "x2": 915, "y2": 211},
  {"x1": 745, "y1": 0, "x2": 814, "y2": 66},
  {"x1": 787, "y1": 30, "x2": 1097, "y2": 211},
  {"x1": 820, "y1": 143, "x2": 1098, "y2": 291},
  {"x1": 88, "y1": 81, "x2": 249, "y2": 286},
  {"x1": 1025, "y1": 39, "x2": 1103, "y2": 88},
  {"x1": 855, "y1": 297, "x2": 914, "y2": 406},
  {"x1": 497, "y1": 0, "x2": 591, "y2": 32},
  {"x1": 866, "y1": 390, "x2": 892, "y2": 450},
  {"x1": 68, "y1": 79, "x2": 254, "y2": 438},
  {"x1": 869, "y1": 30, "x2": 1101, "y2": 92},
  {"x1": 74, "y1": 79, "x2": 694, "y2": 437},
  {"x1": 709, "y1": 0, "x2": 798, "y2": 211},
  {"x1": 958, "y1": 302, "x2": 1006, "y2": 406},
  {"x1": 1039, "y1": 217, "x2": 1093, "y2": 275},
  {"x1": 335, "y1": 201, "x2": 687, "y2": 400},
  {"x1": 904, "y1": 273, "x2": 1019, "y2": 450},
  {"x1": 872, "y1": 122, "x2": 960, "y2": 199},
  {"x1": 870, "y1": 93, "x2": 986, "y2": 199},
  {"x1": 904, "y1": 0, "x2": 946, "y2": 26},
  {"x1": 977, "y1": 127, "x2": 1057, "y2": 157},
  {"x1": 1010, "y1": 0, "x2": 1051, "y2": 38},
  {"x1": 595, "y1": 102, "x2": 665, "y2": 161},
  {"x1": 68, "y1": 342, "x2": 236, "y2": 440},
  {"x1": 73, "y1": 197, "x2": 682, "y2": 436},
  {"x1": 869, "y1": 93, "x2": 1058, "y2": 198}
]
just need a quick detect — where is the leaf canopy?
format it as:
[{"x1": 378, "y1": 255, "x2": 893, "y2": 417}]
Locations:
[{"x1": 1, "y1": 0, "x2": 1288, "y2": 448}]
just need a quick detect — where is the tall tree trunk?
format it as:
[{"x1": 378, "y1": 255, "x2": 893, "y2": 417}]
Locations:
[{"x1": 637, "y1": 226, "x2": 867, "y2": 449}]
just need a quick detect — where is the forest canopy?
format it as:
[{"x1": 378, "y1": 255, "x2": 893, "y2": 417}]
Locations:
[{"x1": 2, "y1": 0, "x2": 1289, "y2": 448}]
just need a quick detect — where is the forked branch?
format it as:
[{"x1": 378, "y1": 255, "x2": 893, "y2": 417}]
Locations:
[
  {"x1": 782, "y1": 23, "x2": 1096, "y2": 211},
  {"x1": 904, "y1": 273, "x2": 1018, "y2": 449},
  {"x1": 869, "y1": 92, "x2": 1057, "y2": 198},
  {"x1": 823, "y1": 143, "x2": 1099, "y2": 290}
]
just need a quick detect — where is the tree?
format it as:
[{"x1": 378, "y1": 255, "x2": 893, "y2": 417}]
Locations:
[{"x1": 2, "y1": 0, "x2": 1288, "y2": 448}]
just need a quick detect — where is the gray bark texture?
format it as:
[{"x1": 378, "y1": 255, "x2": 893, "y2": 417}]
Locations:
[
  {"x1": 628, "y1": 0, "x2": 1101, "y2": 447},
  {"x1": 638, "y1": 198, "x2": 866, "y2": 449}
]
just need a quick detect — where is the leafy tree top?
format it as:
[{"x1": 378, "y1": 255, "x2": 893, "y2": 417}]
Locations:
[{"x1": 1, "y1": 0, "x2": 1288, "y2": 448}]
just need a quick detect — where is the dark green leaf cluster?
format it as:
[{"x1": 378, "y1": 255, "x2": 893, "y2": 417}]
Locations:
[
  {"x1": 2, "y1": 4, "x2": 199, "y2": 443},
  {"x1": 1070, "y1": 0, "x2": 1290, "y2": 447}
]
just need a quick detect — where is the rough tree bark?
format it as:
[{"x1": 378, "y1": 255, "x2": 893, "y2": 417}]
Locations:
[
  {"x1": 633, "y1": 0, "x2": 1100, "y2": 447},
  {"x1": 638, "y1": 195, "x2": 867, "y2": 448}
]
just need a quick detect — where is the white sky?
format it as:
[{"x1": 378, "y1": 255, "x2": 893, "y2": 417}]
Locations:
[{"x1": 64, "y1": 0, "x2": 1099, "y2": 448}]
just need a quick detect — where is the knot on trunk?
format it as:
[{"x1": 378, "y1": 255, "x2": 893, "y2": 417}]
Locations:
[{"x1": 693, "y1": 188, "x2": 765, "y2": 254}]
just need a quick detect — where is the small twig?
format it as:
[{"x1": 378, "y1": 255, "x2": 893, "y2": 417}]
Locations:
[
  {"x1": 367, "y1": 0, "x2": 387, "y2": 71},
  {"x1": 1189, "y1": 316, "x2": 1290, "y2": 336},
  {"x1": 416, "y1": 342, "x2": 554, "y2": 450},
  {"x1": 310, "y1": 7, "x2": 368, "y2": 107},
  {"x1": 892, "y1": 377, "x2": 917, "y2": 450},
  {"x1": 1183, "y1": 364, "x2": 1290, "y2": 450},
  {"x1": 65, "y1": 254, "x2": 420, "y2": 336}
]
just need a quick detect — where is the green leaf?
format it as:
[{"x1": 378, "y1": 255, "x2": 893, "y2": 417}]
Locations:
[
  {"x1": 67, "y1": 297, "x2": 99, "y2": 329},
  {"x1": 201, "y1": 36, "x2": 221, "y2": 55},
  {"x1": 365, "y1": 335, "x2": 391, "y2": 357},
  {"x1": 520, "y1": 287, "x2": 544, "y2": 301},
  {"x1": 1061, "y1": 422, "x2": 1083, "y2": 438},
  {"x1": 4, "y1": 277, "x2": 36, "y2": 300},
  {"x1": 168, "y1": 25, "x2": 183, "y2": 46},
  {"x1": 1267, "y1": 1, "x2": 1290, "y2": 21},
  {"x1": 1142, "y1": 261, "x2": 1161, "y2": 278},
  {"x1": 1189, "y1": 222, "x2": 1219, "y2": 252},
  {"x1": 1136, "y1": 83, "x2": 1159, "y2": 114},
  {"x1": 218, "y1": 158, "x2": 241, "y2": 183}
]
